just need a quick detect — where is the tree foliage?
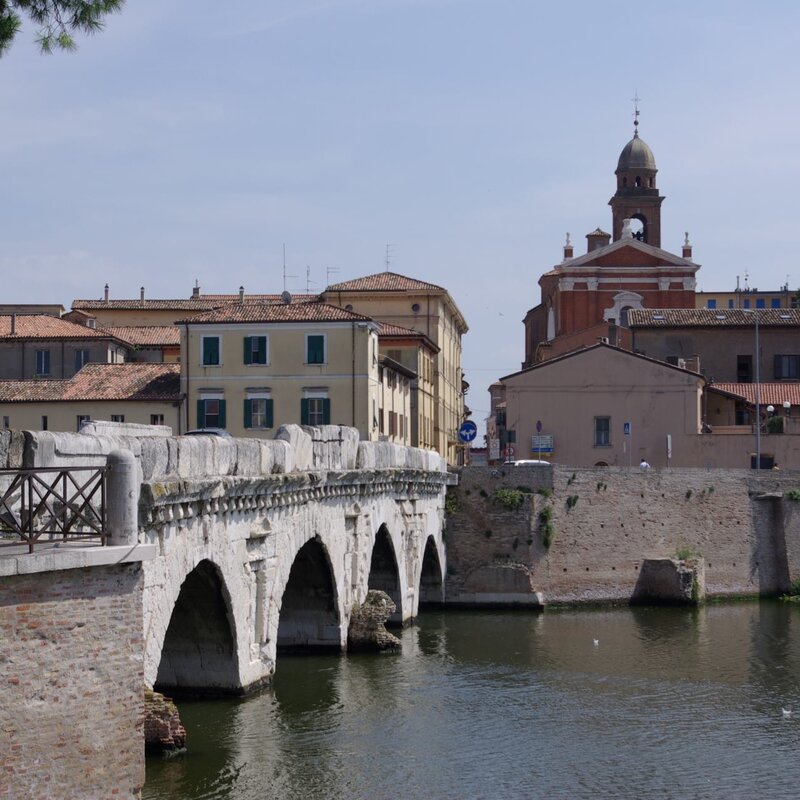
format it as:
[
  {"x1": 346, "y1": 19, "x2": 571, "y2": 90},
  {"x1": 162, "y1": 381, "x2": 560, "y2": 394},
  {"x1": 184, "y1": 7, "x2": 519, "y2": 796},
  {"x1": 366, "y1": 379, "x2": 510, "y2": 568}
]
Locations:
[{"x1": 0, "y1": 1, "x2": 124, "y2": 56}]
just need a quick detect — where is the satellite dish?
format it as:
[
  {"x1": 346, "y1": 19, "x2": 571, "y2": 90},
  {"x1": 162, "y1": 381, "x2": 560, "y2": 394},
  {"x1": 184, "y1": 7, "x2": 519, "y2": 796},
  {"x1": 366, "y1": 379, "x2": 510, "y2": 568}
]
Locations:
[{"x1": 281, "y1": 290, "x2": 292, "y2": 305}]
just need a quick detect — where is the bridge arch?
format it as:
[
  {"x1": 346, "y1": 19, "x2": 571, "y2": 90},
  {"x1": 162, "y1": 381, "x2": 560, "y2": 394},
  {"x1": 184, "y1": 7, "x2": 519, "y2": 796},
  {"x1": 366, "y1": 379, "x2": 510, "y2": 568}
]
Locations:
[
  {"x1": 154, "y1": 558, "x2": 240, "y2": 695},
  {"x1": 418, "y1": 534, "x2": 445, "y2": 606},
  {"x1": 276, "y1": 537, "x2": 342, "y2": 651},
  {"x1": 368, "y1": 524, "x2": 404, "y2": 626}
]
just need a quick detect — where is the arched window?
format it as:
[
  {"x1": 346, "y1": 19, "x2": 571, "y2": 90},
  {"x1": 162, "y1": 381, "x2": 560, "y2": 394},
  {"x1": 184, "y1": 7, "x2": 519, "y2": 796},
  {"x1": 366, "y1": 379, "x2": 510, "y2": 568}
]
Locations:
[
  {"x1": 620, "y1": 306, "x2": 633, "y2": 327},
  {"x1": 635, "y1": 176, "x2": 642, "y2": 188}
]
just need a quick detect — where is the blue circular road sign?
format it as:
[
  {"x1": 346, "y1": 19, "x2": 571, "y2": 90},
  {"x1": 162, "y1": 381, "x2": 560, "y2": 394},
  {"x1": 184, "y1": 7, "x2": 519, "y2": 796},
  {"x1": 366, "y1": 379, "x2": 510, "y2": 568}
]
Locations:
[{"x1": 459, "y1": 420, "x2": 478, "y2": 442}]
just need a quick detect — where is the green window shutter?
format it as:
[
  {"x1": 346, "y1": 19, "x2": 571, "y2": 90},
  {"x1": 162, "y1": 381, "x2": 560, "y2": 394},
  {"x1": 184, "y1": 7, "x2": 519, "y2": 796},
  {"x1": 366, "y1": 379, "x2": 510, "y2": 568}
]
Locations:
[
  {"x1": 197, "y1": 400, "x2": 206, "y2": 429},
  {"x1": 257, "y1": 336, "x2": 267, "y2": 364},
  {"x1": 774, "y1": 354, "x2": 783, "y2": 379},
  {"x1": 243, "y1": 337, "x2": 252, "y2": 365},
  {"x1": 266, "y1": 399, "x2": 274, "y2": 428},
  {"x1": 203, "y1": 337, "x2": 219, "y2": 365},
  {"x1": 322, "y1": 398, "x2": 331, "y2": 425},
  {"x1": 218, "y1": 400, "x2": 227, "y2": 429},
  {"x1": 243, "y1": 399, "x2": 252, "y2": 429},
  {"x1": 307, "y1": 335, "x2": 324, "y2": 364},
  {"x1": 301, "y1": 398, "x2": 310, "y2": 425}
]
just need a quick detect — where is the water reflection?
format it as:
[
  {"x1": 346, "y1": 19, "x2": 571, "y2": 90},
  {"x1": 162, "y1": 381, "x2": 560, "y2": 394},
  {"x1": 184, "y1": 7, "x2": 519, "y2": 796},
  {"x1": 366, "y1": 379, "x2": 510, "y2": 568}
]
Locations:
[{"x1": 145, "y1": 602, "x2": 800, "y2": 800}]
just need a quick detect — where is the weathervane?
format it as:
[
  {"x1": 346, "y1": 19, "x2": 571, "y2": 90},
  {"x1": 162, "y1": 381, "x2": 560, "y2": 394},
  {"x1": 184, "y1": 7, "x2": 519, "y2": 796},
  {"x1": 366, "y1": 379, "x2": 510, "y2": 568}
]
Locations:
[{"x1": 632, "y1": 90, "x2": 642, "y2": 136}]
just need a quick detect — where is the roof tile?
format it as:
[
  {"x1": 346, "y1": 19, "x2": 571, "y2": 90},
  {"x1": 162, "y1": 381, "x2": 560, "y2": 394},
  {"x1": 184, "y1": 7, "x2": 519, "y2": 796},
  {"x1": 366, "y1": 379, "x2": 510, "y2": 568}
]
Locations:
[
  {"x1": 177, "y1": 302, "x2": 374, "y2": 325},
  {"x1": 710, "y1": 382, "x2": 800, "y2": 406},
  {"x1": 628, "y1": 308, "x2": 800, "y2": 327},
  {"x1": 102, "y1": 326, "x2": 181, "y2": 346},
  {"x1": 325, "y1": 271, "x2": 445, "y2": 293},
  {"x1": 0, "y1": 315, "x2": 111, "y2": 341},
  {"x1": 0, "y1": 363, "x2": 180, "y2": 402}
]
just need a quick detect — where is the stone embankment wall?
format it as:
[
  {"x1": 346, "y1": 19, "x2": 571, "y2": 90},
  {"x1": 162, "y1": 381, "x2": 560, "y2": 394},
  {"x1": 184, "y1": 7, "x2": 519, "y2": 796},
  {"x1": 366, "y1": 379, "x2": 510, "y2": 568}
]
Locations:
[
  {"x1": 0, "y1": 564, "x2": 146, "y2": 800},
  {"x1": 446, "y1": 465, "x2": 800, "y2": 605}
]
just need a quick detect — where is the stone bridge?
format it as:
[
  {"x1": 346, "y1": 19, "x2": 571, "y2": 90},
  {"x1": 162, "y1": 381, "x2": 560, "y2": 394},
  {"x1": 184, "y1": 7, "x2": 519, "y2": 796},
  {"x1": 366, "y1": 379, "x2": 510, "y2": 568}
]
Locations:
[{"x1": 20, "y1": 423, "x2": 452, "y2": 694}]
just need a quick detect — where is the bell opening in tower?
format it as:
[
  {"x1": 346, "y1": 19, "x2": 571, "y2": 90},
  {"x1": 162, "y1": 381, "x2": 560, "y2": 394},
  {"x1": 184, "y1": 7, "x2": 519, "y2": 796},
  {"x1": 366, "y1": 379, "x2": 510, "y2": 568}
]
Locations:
[{"x1": 630, "y1": 215, "x2": 647, "y2": 242}]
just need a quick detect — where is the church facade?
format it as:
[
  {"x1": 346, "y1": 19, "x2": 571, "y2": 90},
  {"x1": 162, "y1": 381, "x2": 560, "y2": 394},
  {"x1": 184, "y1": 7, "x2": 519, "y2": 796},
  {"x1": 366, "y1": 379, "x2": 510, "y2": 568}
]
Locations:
[{"x1": 522, "y1": 122, "x2": 699, "y2": 368}]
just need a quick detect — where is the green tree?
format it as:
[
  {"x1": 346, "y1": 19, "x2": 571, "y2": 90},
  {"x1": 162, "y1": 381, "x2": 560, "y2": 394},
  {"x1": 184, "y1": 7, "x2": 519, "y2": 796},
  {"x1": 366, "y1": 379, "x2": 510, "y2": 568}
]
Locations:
[{"x1": 0, "y1": 1, "x2": 124, "y2": 56}]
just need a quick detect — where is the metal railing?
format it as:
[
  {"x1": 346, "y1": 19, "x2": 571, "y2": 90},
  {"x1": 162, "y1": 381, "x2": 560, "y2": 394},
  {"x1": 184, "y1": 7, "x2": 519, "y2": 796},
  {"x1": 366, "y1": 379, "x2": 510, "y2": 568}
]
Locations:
[{"x1": 0, "y1": 467, "x2": 107, "y2": 553}]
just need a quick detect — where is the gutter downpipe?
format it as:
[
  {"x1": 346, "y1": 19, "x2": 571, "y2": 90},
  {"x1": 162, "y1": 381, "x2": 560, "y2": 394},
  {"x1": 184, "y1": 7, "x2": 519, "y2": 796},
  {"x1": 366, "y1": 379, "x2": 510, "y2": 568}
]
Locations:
[
  {"x1": 352, "y1": 321, "x2": 356, "y2": 427},
  {"x1": 184, "y1": 323, "x2": 190, "y2": 430}
]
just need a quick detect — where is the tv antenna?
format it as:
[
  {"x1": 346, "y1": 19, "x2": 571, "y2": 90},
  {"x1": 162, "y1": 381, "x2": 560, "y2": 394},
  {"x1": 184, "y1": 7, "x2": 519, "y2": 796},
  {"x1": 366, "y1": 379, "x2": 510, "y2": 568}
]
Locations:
[
  {"x1": 385, "y1": 243, "x2": 395, "y2": 272},
  {"x1": 326, "y1": 266, "x2": 340, "y2": 286},
  {"x1": 305, "y1": 265, "x2": 319, "y2": 294},
  {"x1": 282, "y1": 243, "x2": 297, "y2": 292}
]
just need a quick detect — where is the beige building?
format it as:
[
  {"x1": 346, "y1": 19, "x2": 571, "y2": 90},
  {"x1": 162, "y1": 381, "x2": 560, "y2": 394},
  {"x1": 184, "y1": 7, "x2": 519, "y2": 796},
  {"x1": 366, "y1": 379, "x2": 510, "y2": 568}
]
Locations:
[
  {"x1": 696, "y1": 285, "x2": 795, "y2": 311},
  {"x1": 322, "y1": 272, "x2": 468, "y2": 463},
  {"x1": 376, "y1": 321, "x2": 438, "y2": 451},
  {"x1": 377, "y1": 355, "x2": 413, "y2": 445},
  {"x1": 0, "y1": 363, "x2": 181, "y2": 433},
  {"x1": 0, "y1": 315, "x2": 128, "y2": 380},
  {"x1": 499, "y1": 343, "x2": 705, "y2": 468},
  {"x1": 179, "y1": 302, "x2": 382, "y2": 439}
]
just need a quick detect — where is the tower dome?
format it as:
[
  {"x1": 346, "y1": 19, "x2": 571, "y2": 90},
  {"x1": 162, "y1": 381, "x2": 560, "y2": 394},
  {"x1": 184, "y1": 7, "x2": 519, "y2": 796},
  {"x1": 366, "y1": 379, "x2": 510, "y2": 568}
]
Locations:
[{"x1": 616, "y1": 132, "x2": 657, "y2": 172}]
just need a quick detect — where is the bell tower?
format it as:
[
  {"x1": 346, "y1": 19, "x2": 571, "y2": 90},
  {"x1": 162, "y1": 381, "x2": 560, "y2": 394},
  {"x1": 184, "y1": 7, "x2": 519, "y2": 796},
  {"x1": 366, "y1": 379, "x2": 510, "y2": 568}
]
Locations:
[{"x1": 609, "y1": 107, "x2": 664, "y2": 247}]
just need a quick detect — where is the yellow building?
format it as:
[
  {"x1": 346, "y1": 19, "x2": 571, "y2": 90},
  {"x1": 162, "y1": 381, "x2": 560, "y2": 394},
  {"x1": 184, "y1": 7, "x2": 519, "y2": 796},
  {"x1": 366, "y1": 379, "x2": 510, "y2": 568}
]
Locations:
[
  {"x1": 0, "y1": 363, "x2": 181, "y2": 433},
  {"x1": 696, "y1": 286, "x2": 795, "y2": 311},
  {"x1": 322, "y1": 272, "x2": 468, "y2": 463},
  {"x1": 179, "y1": 302, "x2": 382, "y2": 439}
]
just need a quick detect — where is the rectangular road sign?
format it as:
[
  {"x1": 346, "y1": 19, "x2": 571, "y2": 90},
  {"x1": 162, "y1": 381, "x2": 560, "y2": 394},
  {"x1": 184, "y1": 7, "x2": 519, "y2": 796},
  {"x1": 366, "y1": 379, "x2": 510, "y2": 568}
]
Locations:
[{"x1": 531, "y1": 435, "x2": 554, "y2": 454}]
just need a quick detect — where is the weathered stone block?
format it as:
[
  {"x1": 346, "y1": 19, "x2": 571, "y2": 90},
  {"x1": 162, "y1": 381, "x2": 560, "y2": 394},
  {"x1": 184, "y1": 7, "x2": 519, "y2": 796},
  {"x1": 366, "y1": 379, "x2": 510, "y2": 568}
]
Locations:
[
  {"x1": 275, "y1": 425, "x2": 312, "y2": 471},
  {"x1": 347, "y1": 590, "x2": 401, "y2": 651},
  {"x1": 631, "y1": 557, "x2": 706, "y2": 605}
]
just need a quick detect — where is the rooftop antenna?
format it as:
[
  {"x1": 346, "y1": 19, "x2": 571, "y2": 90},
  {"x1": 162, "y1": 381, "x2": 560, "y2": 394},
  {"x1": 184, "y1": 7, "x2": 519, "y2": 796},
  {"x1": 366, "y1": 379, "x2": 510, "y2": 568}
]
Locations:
[
  {"x1": 631, "y1": 90, "x2": 642, "y2": 137},
  {"x1": 744, "y1": 269, "x2": 750, "y2": 291},
  {"x1": 282, "y1": 243, "x2": 297, "y2": 292},
  {"x1": 385, "y1": 243, "x2": 395, "y2": 272},
  {"x1": 326, "y1": 266, "x2": 340, "y2": 286},
  {"x1": 305, "y1": 265, "x2": 319, "y2": 294}
]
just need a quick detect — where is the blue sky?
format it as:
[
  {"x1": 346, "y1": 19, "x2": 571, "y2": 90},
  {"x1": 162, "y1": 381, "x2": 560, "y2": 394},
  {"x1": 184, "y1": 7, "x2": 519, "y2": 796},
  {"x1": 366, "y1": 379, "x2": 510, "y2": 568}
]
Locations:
[{"x1": 3, "y1": 0, "x2": 800, "y2": 420}]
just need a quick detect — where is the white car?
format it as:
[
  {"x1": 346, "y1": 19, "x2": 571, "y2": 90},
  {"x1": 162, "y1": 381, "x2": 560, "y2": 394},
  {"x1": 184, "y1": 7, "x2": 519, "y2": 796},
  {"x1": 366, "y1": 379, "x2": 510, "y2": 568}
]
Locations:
[{"x1": 507, "y1": 459, "x2": 551, "y2": 466}]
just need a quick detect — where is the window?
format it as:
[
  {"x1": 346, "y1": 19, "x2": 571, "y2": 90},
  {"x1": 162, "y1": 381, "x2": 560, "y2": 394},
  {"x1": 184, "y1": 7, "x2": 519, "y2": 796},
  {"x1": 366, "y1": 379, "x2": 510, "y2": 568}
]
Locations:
[
  {"x1": 2, "y1": 416, "x2": 9, "y2": 430},
  {"x1": 197, "y1": 397, "x2": 226, "y2": 428},
  {"x1": 301, "y1": 397, "x2": 330, "y2": 426},
  {"x1": 76, "y1": 415, "x2": 90, "y2": 431},
  {"x1": 75, "y1": 349, "x2": 90, "y2": 372},
  {"x1": 243, "y1": 336, "x2": 268, "y2": 365},
  {"x1": 35, "y1": 349, "x2": 50, "y2": 375},
  {"x1": 756, "y1": 298, "x2": 766, "y2": 309},
  {"x1": 772, "y1": 298, "x2": 782, "y2": 308},
  {"x1": 111, "y1": 414, "x2": 125, "y2": 423},
  {"x1": 737, "y1": 355, "x2": 753, "y2": 383},
  {"x1": 244, "y1": 396, "x2": 273, "y2": 429},
  {"x1": 306, "y1": 334, "x2": 325, "y2": 364},
  {"x1": 706, "y1": 299, "x2": 717, "y2": 309},
  {"x1": 743, "y1": 299, "x2": 751, "y2": 309},
  {"x1": 594, "y1": 416, "x2": 611, "y2": 446},
  {"x1": 150, "y1": 414, "x2": 164, "y2": 426},
  {"x1": 774, "y1": 355, "x2": 800, "y2": 380},
  {"x1": 728, "y1": 299, "x2": 734, "y2": 309},
  {"x1": 41, "y1": 416, "x2": 48, "y2": 431},
  {"x1": 202, "y1": 336, "x2": 221, "y2": 366}
]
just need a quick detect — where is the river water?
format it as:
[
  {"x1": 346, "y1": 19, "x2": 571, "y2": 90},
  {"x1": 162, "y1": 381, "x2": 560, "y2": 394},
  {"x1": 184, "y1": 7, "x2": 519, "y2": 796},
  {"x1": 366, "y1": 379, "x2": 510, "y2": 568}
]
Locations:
[{"x1": 144, "y1": 603, "x2": 800, "y2": 800}]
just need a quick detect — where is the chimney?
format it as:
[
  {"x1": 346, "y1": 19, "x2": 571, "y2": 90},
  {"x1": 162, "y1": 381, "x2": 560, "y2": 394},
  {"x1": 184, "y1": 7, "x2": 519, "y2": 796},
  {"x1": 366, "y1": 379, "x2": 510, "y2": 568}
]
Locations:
[
  {"x1": 104, "y1": 284, "x2": 109, "y2": 302},
  {"x1": 239, "y1": 285, "x2": 245, "y2": 305},
  {"x1": 563, "y1": 232, "x2": 573, "y2": 261},
  {"x1": 11, "y1": 313, "x2": 16, "y2": 335},
  {"x1": 140, "y1": 286, "x2": 145, "y2": 301},
  {"x1": 192, "y1": 280, "x2": 200, "y2": 299},
  {"x1": 607, "y1": 318, "x2": 618, "y2": 347},
  {"x1": 682, "y1": 231, "x2": 693, "y2": 260},
  {"x1": 586, "y1": 228, "x2": 611, "y2": 252}
]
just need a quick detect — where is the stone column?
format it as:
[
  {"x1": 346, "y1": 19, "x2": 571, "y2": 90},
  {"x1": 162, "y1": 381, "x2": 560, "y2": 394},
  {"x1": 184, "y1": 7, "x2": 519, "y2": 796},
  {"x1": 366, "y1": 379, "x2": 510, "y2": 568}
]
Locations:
[{"x1": 107, "y1": 450, "x2": 139, "y2": 546}]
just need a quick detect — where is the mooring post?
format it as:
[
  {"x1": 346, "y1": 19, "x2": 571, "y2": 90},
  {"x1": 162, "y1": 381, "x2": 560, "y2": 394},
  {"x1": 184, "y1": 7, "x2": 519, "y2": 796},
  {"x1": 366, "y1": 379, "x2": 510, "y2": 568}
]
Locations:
[{"x1": 107, "y1": 449, "x2": 139, "y2": 546}]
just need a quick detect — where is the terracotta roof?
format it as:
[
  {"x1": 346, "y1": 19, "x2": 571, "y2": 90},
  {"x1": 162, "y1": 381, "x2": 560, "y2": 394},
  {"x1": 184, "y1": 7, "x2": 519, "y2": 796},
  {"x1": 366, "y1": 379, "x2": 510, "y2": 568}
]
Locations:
[
  {"x1": 102, "y1": 326, "x2": 181, "y2": 347},
  {"x1": 628, "y1": 309, "x2": 800, "y2": 327},
  {"x1": 325, "y1": 271, "x2": 445, "y2": 293},
  {"x1": 500, "y1": 342, "x2": 705, "y2": 382},
  {"x1": 376, "y1": 321, "x2": 424, "y2": 337},
  {"x1": 0, "y1": 363, "x2": 180, "y2": 403},
  {"x1": 177, "y1": 302, "x2": 374, "y2": 325},
  {"x1": 0, "y1": 315, "x2": 112, "y2": 341},
  {"x1": 198, "y1": 293, "x2": 321, "y2": 303},
  {"x1": 72, "y1": 298, "x2": 226, "y2": 311},
  {"x1": 709, "y1": 382, "x2": 800, "y2": 406}
]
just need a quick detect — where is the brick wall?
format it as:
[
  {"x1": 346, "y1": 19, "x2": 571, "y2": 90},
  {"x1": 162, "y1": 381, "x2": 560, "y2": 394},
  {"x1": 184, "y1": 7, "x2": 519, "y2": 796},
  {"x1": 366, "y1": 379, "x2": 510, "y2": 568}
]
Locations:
[
  {"x1": 0, "y1": 564, "x2": 145, "y2": 800},
  {"x1": 446, "y1": 465, "x2": 800, "y2": 604}
]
